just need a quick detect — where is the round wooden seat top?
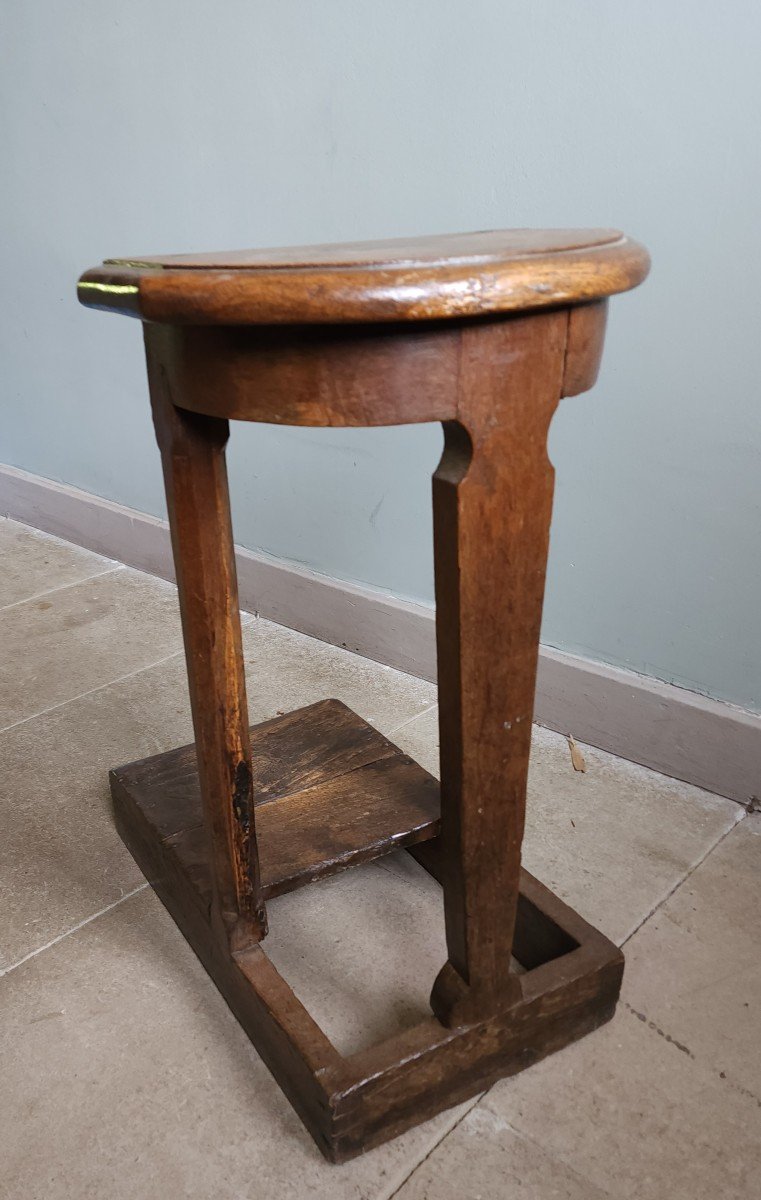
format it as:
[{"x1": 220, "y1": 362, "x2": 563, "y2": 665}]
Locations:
[{"x1": 78, "y1": 228, "x2": 649, "y2": 325}]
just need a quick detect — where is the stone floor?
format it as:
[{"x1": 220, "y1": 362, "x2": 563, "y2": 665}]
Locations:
[{"x1": 1, "y1": 515, "x2": 759, "y2": 1199}]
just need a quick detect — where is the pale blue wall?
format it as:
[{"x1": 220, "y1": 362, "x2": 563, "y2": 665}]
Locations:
[{"x1": 2, "y1": 2, "x2": 760, "y2": 711}]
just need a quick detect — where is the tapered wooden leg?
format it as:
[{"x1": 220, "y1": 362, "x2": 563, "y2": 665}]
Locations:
[
  {"x1": 144, "y1": 324, "x2": 266, "y2": 952},
  {"x1": 431, "y1": 310, "x2": 569, "y2": 1024}
]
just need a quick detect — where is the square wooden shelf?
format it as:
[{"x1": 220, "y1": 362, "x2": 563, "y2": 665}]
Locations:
[{"x1": 111, "y1": 699, "x2": 441, "y2": 901}]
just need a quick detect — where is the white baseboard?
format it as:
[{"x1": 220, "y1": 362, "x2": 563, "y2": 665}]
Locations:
[{"x1": 2, "y1": 461, "x2": 758, "y2": 806}]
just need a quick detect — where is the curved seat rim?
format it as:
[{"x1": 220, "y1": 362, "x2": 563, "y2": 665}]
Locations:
[{"x1": 77, "y1": 229, "x2": 649, "y2": 325}]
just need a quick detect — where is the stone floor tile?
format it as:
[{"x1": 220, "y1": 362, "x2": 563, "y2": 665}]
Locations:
[
  {"x1": 0, "y1": 568, "x2": 184, "y2": 729},
  {"x1": 241, "y1": 616, "x2": 437, "y2": 736},
  {"x1": 483, "y1": 1003, "x2": 760, "y2": 1200},
  {"x1": 2, "y1": 523, "x2": 756, "y2": 1200},
  {"x1": 0, "y1": 609, "x2": 436, "y2": 970},
  {"x1": 392, "y1": 708, "x2": 742, "y2": 944},
  {"x1": 0, "y1": 597, "x2": 439, "y2": 964},
  {"x1": 0, "y1": 654, "x2": 191, "y2": 969},
  {"x1": 0, "y1": 517, "x2": 113, "y2": 608},
  {"x1": 265, "y1": 859, "x2": 446, "y2": 1056},
  {"x1": 624, "y1": 813, "x2": 760, "y2": 1099},
  {"x1": 394, "y1": 1102, "x2": 611, "y2": 1200},
  {"x1": 0, "y1": 888, "x2": 468, "y2": 1200},
  {"x1": 523, "y1": 725, "x2": 742, "y2": 945}
]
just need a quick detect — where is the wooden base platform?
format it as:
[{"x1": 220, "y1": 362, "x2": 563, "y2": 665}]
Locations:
[{"x1": 111, "y1": 699, "x2": 624, "y2": 1162}]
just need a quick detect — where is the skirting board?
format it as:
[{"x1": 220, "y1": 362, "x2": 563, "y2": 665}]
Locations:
[{"x1": 1, "y1": 461, "x2": 758, "y2": 807}]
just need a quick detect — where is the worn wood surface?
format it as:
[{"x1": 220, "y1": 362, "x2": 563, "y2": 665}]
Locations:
[
  {"x1": 429, "y1": 310, "x2": 568, "y2": 1024},
  {"x1": 81, "y1": 227, "x2": 648, "y2": 1161},
  {"x1": 111, "y1": 699, "x2": 440, "y2": 900},
  {"x1": 130, "y1": 303, "x2": 608, "y2": 428},
  {"x1": 147, "y1": 321, "x2": 461, "y2": 426},
  {"x1": 561, "y1": 299, "x2": 609, "y2": 397},
  {"x1": 145, "y1": 323, "x2": 265, "y2": 952},
  {"x1": 77, "y1": 227, "x2": 649, "y2": 324}
]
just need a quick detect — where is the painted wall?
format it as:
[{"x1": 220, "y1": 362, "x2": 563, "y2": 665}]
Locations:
[{"x1": 2, "y1": 2, "x2": 760, "y2": 711}]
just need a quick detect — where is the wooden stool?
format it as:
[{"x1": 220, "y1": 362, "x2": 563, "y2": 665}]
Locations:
[{"x1": 78, "y1": 229, "x2": 649, "y2": 1162}]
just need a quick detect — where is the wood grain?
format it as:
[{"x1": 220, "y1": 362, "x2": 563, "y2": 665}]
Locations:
[
  {"x1": 110, "y1": 699, "x2": 440, "y2": 900},
  {"x1": 77, "y1": 227, "x2": 649, "y2": 324},
  {"x1": 561, "y1": 299, "x2": 609, "y2": 397},
  {"x1": 430, "y1": 310, "x2": 568, "y2": 1024},
  {"x1": 80, "y1": 226, "x2": 648, "y2": 1160},
  {"x1": 147, "y1": 321, "x2": 460, "y2": 427},
  {"x1": 145, "y1": 323, "x2": 265, "y2": 951},
  {"x1": 127, "y1": 303, "x2": 610, "y2": 429}
]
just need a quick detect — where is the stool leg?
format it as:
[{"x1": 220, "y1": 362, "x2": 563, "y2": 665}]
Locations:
[
  {"x1": 144, "y1": 325, "x2": 266, "y2": 952},
  {"x1": 431, "y1": 310, "x2": 568, "y2": 1024}
]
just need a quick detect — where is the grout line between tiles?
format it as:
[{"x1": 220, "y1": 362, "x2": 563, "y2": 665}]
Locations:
[
  {"x1": 380, "y1": 787, "x2": 749, "y2": 1196},
  {"x1": 0, "y1": 648, "x2": 186, "y2": 736},
  {"x1": 0, "y1": 884, "x2": 149, "y2": 977},
  {"x1": 386, "y1": 702, "x2": 438, "y2": 739},
  {"x1": 383, "y1": 1092, "x2": 486, "y2": 1200},
  {"x1": 495, "y1": 1115, "x2": 618, "y2": 1198},
  {"x1": 621, "y1": 809, "x2": 747, "y2": 949},
  {"x1": 0, "y1": 565, "x2": 125, "y2": 613},
  {"x1": 370, "y1": 855, "x2": 439, "y2": 898}
]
